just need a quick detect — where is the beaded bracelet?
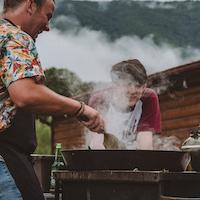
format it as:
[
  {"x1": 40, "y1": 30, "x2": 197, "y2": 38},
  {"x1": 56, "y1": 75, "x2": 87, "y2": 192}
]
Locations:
[
  {"x1": 75, "y1": 101, "x2": 85, "y2": 117},
  {"x1": 64, "y1": 101, "x2": 85, "y2": 118}
]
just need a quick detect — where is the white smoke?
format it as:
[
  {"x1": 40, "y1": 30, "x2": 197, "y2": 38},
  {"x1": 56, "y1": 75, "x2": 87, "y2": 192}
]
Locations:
[
  {"x1": 36, "y1": 27, "x2": 200, "y2": 82},
  {"x1": 0, "y1": 1, "x2": 3, "y2": 14},
  {"x1": 142, "y1": 1, "x2": 176, "y2": 9},
  {"x1": 53, "y1": 15, "x2": 80, "y2": 31},
  {"x1": 153, "y1": 135, "x2": 181, "y2": 151},
  {"x1": 97, "y1": 1, "x2": 110, "y2": 11}
]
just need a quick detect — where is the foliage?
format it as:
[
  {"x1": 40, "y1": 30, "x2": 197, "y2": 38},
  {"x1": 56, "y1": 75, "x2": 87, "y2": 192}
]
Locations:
[
  {"x1": 52, "y1": 0, "x2": 200, "y2": 48},
  {"x1": 44, "y1": 67, "x2": 93, "y2": 97},
  {"x1": 34, "y1": 120, "x2": 51, "y2": 154}
]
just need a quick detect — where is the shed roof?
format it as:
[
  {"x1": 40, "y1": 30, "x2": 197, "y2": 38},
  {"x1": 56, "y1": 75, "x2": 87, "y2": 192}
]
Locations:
[{"x1": 149, "y1": 60, "x2": 200, "y2": 80}]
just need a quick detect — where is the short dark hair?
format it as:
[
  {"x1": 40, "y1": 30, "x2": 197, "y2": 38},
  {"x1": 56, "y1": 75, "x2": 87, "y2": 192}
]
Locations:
[
  {"x1": 111, "y1": 59, "x2": 148, "y2": 86},
  {"x1": 3, "y1": 0, "x2": 55, "y2": 10}
]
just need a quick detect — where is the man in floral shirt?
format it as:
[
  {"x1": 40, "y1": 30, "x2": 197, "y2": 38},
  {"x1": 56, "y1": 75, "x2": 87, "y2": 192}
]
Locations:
[
  {"x1": 0, "y1": 21, "x2": 45, "y2": 133},
  {"x1": 0, "y1": 0, "x2": 104, "y2": 199}
]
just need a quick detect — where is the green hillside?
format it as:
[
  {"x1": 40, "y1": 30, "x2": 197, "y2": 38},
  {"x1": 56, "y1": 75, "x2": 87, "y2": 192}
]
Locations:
[{"x1": 52, "y1": 0, "x2": 200, "y2": 48}]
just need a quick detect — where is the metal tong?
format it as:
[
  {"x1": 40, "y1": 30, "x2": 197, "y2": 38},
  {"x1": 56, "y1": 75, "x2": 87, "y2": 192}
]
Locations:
[
  {"x1": 78, "y1": 115, "x2": 126, "y2": 149},
  {"x1": 103, "y1": 130, "x2": 126, "y2": 149}
]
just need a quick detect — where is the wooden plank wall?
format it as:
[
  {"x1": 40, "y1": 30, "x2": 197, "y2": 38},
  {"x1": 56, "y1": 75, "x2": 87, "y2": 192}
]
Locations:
[
  {"x1": 151, "y1": 65, "x2": 200, "y2": 145},
  {"x1": 52, "y1": 117, "x2": 86, "y2": 150},
  {"x1": 160, "y1": 85, "x2": 200, "y2": 144},
  {"x1": 51, "y1": 94, "x2": 90, "y2": 151}
]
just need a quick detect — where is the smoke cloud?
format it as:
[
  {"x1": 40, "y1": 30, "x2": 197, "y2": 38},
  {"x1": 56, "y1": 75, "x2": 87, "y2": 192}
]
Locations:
[
  {"x1": 0, "y1": 1, "x2": 3, "y2": 13},
  {"x1": 36, "y1": 27, "x2": 200, "y2": 82}
]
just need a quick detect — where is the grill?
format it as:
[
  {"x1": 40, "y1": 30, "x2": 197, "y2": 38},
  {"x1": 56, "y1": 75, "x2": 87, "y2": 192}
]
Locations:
[
  {"x1": 61, "y1": 149, "x2": 189, "y2": 171},
  {"x1": 54, "y1": 170, "x2": 200, "y2": 200},
  {"x1": 51, "y1": 149, "x2": 200, "y2": 200}
]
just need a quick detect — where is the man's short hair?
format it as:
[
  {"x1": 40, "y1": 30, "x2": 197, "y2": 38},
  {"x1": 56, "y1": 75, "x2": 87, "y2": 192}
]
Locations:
[
  {"x1": 3, "y1": 0, "x2": 54, "y2": 10},
  {"x1": 111, "y1": 59, "x2": 148, "y2": 86}
]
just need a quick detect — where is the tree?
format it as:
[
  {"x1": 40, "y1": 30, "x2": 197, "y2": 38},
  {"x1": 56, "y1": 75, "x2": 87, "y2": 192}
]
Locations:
[{"x1": 44, "y1": 67, "x2": 93, "y2": 97}]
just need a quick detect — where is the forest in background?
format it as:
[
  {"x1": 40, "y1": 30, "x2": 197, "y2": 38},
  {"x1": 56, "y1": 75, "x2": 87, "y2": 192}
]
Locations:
[{"x1": 53, "y1": 0, "x2": 200, "y2": 49}]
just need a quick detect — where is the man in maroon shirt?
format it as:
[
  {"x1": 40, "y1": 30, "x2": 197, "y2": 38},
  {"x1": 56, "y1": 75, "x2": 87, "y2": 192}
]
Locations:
[{"x1": 88, "y1": 59, "x2": 161, "y2": 149}]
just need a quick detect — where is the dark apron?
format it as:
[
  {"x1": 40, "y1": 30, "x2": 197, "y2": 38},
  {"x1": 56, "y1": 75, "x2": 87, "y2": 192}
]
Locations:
[{"x1": 0, "y1": 109, "x2": 45, "y2": 200}]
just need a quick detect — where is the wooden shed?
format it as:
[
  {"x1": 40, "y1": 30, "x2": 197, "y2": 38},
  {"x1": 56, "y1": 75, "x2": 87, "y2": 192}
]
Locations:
[
  {"x1": 149, "y1": 60, "x2": 200, "y2": 142},
  {"x1": 51, "y1": 60, "x2": 200, "y2": 150}
]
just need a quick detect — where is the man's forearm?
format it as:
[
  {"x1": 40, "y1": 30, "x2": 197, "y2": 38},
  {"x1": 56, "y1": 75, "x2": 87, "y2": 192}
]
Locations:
[{"x1": 8, "y1": 78, "x2": 81, "y2": 116}]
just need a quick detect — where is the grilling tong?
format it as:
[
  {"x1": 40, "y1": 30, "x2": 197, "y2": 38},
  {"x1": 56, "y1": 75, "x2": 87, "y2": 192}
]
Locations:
[{"x1": 78, "y1": 115, "x2": 126, "y2": 149}]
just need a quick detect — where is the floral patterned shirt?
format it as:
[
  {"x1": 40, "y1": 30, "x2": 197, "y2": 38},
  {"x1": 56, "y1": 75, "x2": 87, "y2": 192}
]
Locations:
[{"x1": 0, "y1": 19, "x2": 45, "y2": 132}]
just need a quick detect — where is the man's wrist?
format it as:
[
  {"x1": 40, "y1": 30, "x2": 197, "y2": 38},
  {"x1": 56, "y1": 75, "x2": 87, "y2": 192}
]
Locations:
[
  {"x1": 64, "y1": 101, "x2": 85, "y2": 118},
  {"x1": 75, "y1": 101, "x2": 85, "y2": 117}
]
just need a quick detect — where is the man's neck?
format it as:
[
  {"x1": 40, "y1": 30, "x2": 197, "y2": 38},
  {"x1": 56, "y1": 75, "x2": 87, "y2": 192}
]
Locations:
[
  {"x1": 3, "y1": 18, "x2": 17, "y2": 27},
  {"x1": 2, "y1": 8, "x2": 27, "y2": 31}
]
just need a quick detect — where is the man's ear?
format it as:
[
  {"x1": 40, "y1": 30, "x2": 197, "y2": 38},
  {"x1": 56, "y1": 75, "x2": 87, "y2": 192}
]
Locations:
[{"x1": 26, "y1": 0, "x2": 37, "y2": 16}]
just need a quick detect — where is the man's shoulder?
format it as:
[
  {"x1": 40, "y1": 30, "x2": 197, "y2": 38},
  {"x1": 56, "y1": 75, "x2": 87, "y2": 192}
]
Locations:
[{"x1": 0, "y1": 19, "x2": 34, "y2": 47}]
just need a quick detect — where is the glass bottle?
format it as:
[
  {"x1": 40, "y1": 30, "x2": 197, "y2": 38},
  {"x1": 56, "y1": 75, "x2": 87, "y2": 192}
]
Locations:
[
  {"x1": 50, "y1": 143, "x2": 65, "y2": 190},
  {"x1": 181, "y1": 126, "x2": 200, "y2": 171}
]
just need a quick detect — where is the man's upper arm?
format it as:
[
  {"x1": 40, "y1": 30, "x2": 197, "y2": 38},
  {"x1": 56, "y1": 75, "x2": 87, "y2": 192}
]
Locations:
[{"x1": 1, "y1": 34, "x2": 45, "y2": 89}]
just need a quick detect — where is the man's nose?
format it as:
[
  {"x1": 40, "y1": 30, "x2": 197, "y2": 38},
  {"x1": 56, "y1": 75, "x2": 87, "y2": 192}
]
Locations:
[{"x1": 44, "y1": 24, "x2": 50, "y2": 32}]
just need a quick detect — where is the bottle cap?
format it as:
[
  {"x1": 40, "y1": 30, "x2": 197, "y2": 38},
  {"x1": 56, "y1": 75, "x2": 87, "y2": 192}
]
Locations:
[{"x1": 56, "y1": 143, "x2": 62, "y2": 149}]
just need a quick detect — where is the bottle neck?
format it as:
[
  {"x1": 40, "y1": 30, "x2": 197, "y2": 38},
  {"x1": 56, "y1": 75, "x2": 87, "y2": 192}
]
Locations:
[
  {"x1": 52, "y1": 145, "x2": 65, "y2": 170},
  {"x1": 55, "y1": 147, "x2": 61, "y2": 161}
]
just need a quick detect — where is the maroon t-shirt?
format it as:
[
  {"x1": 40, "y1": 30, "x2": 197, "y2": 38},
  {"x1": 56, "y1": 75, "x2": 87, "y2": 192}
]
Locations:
[
  {"x1": 137, "y1": 88, "x2": 161, "y2": 133},
  {"x1": 89, "y1": 87, "x2": 161, "y2": 134}
]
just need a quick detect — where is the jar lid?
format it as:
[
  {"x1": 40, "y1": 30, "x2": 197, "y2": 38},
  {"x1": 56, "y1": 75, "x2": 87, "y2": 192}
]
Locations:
[
  {"x1": 181, "y1": 126, "x2": 200, "y2": 151},
  {"x1": 181, "y1": 144, "x2": 200, "y2": 151}
]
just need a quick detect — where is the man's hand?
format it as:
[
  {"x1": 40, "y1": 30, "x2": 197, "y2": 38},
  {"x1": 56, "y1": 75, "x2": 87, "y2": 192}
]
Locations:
[{"x1": 78, "y1": 104, "x2": 105, "y2": 133}]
